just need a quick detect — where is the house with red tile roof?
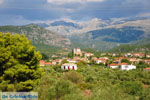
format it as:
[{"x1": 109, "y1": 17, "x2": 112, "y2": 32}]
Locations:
[
  {"x1": 144, "y1": 68, "x2": 150, "y2": 71},
  {"x1": 45, "y1": 62, "x2": 52, "y2": 66},
  {"x1": 109, "y1": 63, "x2": 119, "y2": 69},
  {"x1": 84, "y1": 53, "x2": 94, "y2": 58},
  {"x1": 113, "y1": 58, "x2": 121, "y2": 64},
  {"x1": 128, "y1": 58, "x2": 141, "y2": 64},
  {"x1": 95, "y1": 59, "x2": 107, "y2": 64},
  {"x1": 143, "y1": 59, "x2": 150, "y2": 64},
  {"x1": 109, "y1": 63, "x2": 136, "y2": 70},
  {"x1": 133, "y1": 53, "x2": 145, "y2": 58},
  {"x1": 119, "y1": 63, "x2": 129, "y2": 65},
  {"x1": 40, "y1": 60, "x2": 52, "y2": 66},
  {"x1": 40, "y1": 60, "x2": 45, "y2": 66}
]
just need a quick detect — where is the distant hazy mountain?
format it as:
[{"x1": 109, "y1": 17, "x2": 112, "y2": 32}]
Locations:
[
  {"x1": 69, "y1": 18, "x2": 150, "y2": 51},
  {"x1": 35, "y1": 16, "x2": 150, "y2": 36},
  {"x1": 34, "y1": 16, "x2": 150, "y2": 51},
  {"x1": 0, "y1": 24, "x2": 71, "y2": 47},
  {"x1": 36, "y1": 18, "x2": 107, "y2": 36},
  {"x1": 1, "y1": 16, "x2": 149, "y2": 52}
]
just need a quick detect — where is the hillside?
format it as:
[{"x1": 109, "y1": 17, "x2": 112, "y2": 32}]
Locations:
[
  {"x1": 69, "y1": 19, "x2": 150, "y2": 51},
  {"x1": 34, "y1": 17, "x2": 150, "y2": 51},
  {"x1": 108, "y1": 43, "x2": 150, "y2": 53},
  {"x1": 0, "y1": 24, "x2": 71, "y2": 47},
  {"x1": 36, "y1": 18, "x2": 107, "y2": 36},
  {"x1": 87, "y1": 26, "x2": 145, "y2": 43}
]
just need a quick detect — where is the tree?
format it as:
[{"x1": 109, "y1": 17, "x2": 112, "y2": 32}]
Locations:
[
  {"x1": 61, "y1": 59, "x2": 69, "y2": 64},
  {"x1": 68, "y1": 50, "x2": 74, "y2": 59},
  {"x1": 121, "y1": 59, "x2": 130, "y2": 64},
  {"x1": 41, "y1": 53, "x2": 49, "y2": 60},
  {"x1": 0, "y1": 32, "x2": 43, "y2": 91}
]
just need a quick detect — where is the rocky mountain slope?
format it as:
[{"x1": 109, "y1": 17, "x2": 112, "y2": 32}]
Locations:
[
  {"x1": 36, "y1": 18, "x2": 107, "y2": 36},
  {"x1": 36, "y1": 16, "x2": 150, "y2": 36},
  {"x1": 69, "y1": 18, "x2": 150, "y2": 50},
  {"x1": 35, "y1": 16, "x2": 150, "y2": 51},
  {"x1": 0, "y1": 24, "x2": 71, "y2": 47}
]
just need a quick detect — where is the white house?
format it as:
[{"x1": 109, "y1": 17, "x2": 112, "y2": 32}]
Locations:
[
  {"x1": 109, "y1": 63, "x2": 119, "y2": 69},
  {"x1": 67, "y1": 59, "x2": 78, "y2": 63},
  {"x1": 120, "y1": 65, "x2": 136, "y2": 71},
  {"x1": 95, "y1": 59, "x2": 106, "y2": 64},
  {"x1": 61, "y1": 63, "x2": 77, "y2": 70},
  {"x1": 84, "y1": 53, "x2": 94, "y2": 58}
]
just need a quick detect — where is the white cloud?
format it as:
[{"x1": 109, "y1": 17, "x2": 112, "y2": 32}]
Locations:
[
  {"x1": 47, "y1": 0, "x2": 104, "y2": 5},
  {"x1": 137, "y1": 12, "x2": 150, "y2": 17},
  {"x1": 0, "y1": 0, "x2": 3, "y2": 4}
]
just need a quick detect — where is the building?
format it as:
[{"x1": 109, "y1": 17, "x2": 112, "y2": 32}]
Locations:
[
  {"x1": 51, "y1": 55, "x2": 58, "y2": 58},
  {"x1": 109, "y1": 63, "x2": 119, "y2": 69},
  {"x1": 61, "y1": 63, "x2": 77, "y2": 70},
  {"x1": 128, "y1": 58, "x2": 141, "y2": 64},
  {"x1": 84, "y1": 53, "x2": 94, "y2": 58},
  {"x1": 67, "y1": 59, "x2": 78, "y2": 63},
  {"x1": 40, "y1": 60, "x2": 45, "y2": 66},
  {"x1": 95, "y1": 59, "x2": 107, "y2": 64},
  {"x1": 99, "y1": 57, "x2": 109, "y2": 60},
  {"x1": 133, "y1": 53, "x2": 145, "y2": 58},
  {"x1": 146, "y1": 55, "x2": 150, "y2": 58},
  {"x1": 45, "y1": 62, "x2": 52, "y2": 66},
  {"x1": 124, "y1": 53, "x2": 133, "y2": 57},
  {"x1": 55, "y1": 59, "x2": 62, "y2": 64},
  {"x1": 109, "y1": 63, "x2": 136, "y2": 70},
  {"x1": 73, "y1": 48, "x2": 82, "y2": 56},
  {"x1": 120, "y1": 64, "x2": 136, "y2": 71},
  {"x1": 143, "y1": 59, "x2": 150, "y2": 64},
  {"x1": 144, "y1": 68, "x2": 150, "y2": 71},
  {"x1": 40, "y1": 60, "x2": 52, "y2": 66},
  {"x1": 113, "y1": 58, "x2": 121, "y2": 64}
]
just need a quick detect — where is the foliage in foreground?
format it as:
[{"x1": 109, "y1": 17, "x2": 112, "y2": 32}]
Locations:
[
  {"x1": 0, "y1": 32, "x2": 43, "y2": 91},
  {"x1": 35, "y1": 64, "x2": 150, "y2": 100}
]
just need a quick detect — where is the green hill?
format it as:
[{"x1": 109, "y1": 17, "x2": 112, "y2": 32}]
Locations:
[
  {"x1": 0, "y1": 24, "x2": 71, "y2": 56},
  {"x1": 108, "y1": 43, "x2": 150, "y2": 53}
]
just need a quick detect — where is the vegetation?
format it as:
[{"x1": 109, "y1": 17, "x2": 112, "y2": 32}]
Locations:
[
  {"x1": 0, "y1": 24, "x2": 70, "y2": 50},
  {"x1": 0, "y1": 32, "x2": 43, "y2": 91},
  {"x1": 34, "y1": 43, "x2": 62, "y2": 58},
  {"x1": 121, "y1": 59, "x2": 131, "y2": 64},
  {"x1": 89, "y1": 26, "x2": 144, "y2": 43},
  {"x1": 0, "y1": 32, "x2": 150, "y2": 100},
  {"x1": 34, "y1": 64, "x2": 150, "y2": 100},
  {"x1": 109, "y1": 43, "x2": 150, "y2": 53}
]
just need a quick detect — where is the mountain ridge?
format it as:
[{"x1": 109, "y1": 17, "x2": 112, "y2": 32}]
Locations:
[{"x1": 0, "y1": 24, "x2": 71, "y2": 47}]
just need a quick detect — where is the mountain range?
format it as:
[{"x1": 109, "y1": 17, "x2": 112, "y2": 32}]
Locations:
[
  {"x1": 35, "y1": 16, "x2": 150, "y2": 50},
  {"x1": 0, "y1": 16, "x2": 150, "y2": 52}
]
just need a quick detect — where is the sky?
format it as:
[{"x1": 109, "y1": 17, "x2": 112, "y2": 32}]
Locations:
[{"x1": 0, "y1": 0, "x2": 150, "y2": 25}]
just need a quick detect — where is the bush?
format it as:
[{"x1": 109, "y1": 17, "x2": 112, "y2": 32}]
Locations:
[
  {"x1": 63, "y1": 71, "x2": 83, "y2": 84},
  {"x1": 119, "y1": 81, "x2": 143, "y2": 95}
]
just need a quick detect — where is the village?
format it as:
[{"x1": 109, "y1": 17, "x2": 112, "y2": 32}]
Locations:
[{"x1": 40, "y1": 48, "x2": 150, "y2": 71}]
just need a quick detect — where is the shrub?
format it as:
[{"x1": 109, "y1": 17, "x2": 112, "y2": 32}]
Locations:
[{"x1": 63, "y1": 71, "x2": 83, "y2": 84}]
